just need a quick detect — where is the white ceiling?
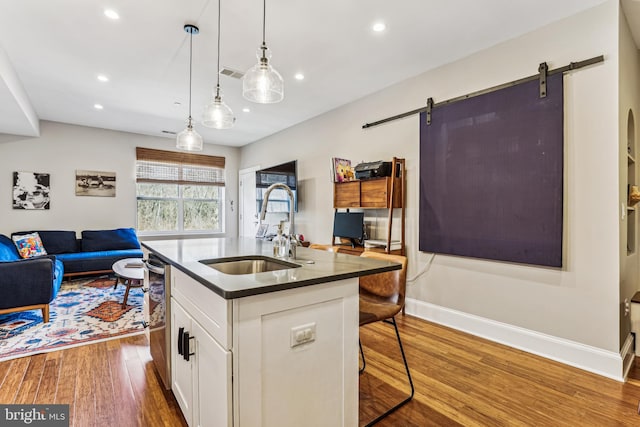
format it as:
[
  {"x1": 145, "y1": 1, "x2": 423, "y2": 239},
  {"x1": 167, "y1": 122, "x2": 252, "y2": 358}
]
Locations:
[{"x1": 0, "y1": 0, "x2": 615, "y2": 147}]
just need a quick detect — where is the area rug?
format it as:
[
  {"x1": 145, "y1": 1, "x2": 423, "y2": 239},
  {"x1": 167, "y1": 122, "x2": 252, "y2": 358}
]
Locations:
[{"x1": 0, "y1": 275, "x2": 145, "y2": 361}]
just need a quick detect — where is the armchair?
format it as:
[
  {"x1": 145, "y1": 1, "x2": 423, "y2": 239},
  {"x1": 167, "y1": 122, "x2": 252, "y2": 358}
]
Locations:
[{"x1": 0, "y1": 235, "x2": 64, "y2": 323}]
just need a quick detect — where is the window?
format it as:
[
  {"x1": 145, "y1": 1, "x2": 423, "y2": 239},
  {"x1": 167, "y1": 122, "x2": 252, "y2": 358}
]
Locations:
[{"x1": 136, "y1": 147, "x2": 225, "y2": 234}]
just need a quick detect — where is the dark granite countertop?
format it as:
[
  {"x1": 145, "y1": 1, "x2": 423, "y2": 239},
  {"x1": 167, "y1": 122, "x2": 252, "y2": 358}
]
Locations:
[{"x1": 141, "y1": 238, "x2": 400, "y2": 299}]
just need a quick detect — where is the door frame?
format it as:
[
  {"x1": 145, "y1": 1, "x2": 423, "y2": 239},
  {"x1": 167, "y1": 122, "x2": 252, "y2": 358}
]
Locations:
[{"x1": 238, "y1": 166, "x2": 261, "y2": 237}]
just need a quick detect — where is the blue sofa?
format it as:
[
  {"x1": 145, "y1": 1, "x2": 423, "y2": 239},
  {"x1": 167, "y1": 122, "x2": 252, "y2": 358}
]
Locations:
[
  {"x1": 0, "y1": 228, "x2": 143, "y2": 322},
  {"x1": 11, "y1": 228, "x2": 143, "y2": 277},
  {"x1": 0, "y1": 235, "x2": 64, "y2": 322}
]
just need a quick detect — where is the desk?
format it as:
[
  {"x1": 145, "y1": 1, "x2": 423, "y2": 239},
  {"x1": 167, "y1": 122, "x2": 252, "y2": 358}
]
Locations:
[{"x1": 331, "y1": 244, "x2": 404, "y2": 256}]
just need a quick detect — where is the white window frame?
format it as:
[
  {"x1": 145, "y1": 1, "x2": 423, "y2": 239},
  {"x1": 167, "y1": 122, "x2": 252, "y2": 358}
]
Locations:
[{"x1": 135, "y1": 148, "x2": 226, "y2": 237}]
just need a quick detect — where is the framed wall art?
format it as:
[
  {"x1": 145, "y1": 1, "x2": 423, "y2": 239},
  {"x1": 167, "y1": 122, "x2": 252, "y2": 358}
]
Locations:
[
  {"x1": 75, "y1": 170, "x2": 116, "y2": 197},
  {"x1": 13, "y1": 171, "x2": 51, "y2": 210}
]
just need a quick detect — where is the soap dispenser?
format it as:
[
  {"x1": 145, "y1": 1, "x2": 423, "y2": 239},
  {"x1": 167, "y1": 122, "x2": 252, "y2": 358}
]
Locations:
[{"x1": 272, "y1": 225, "x2": 287, "y2": 258}]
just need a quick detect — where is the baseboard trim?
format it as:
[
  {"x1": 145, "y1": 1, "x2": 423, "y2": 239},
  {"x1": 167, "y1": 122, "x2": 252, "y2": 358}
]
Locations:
[{"x1": 405, "y1": 298, "x2": 624, "y2": 382}]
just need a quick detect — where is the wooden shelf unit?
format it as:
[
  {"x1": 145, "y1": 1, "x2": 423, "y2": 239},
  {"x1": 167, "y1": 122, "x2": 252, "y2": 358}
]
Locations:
[{"x1": 332, "y1": 157, "x2": 405, "y2": 255}]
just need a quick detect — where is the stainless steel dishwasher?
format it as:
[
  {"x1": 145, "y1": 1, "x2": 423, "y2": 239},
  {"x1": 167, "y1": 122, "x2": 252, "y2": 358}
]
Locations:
[{"x1": 144, "y1": 251, "x2": 171, "y2": 390}]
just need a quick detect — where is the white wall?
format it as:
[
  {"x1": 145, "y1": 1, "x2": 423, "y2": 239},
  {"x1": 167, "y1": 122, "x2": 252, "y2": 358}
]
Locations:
[
  {"x1": 241, "y1": 0, "x2": 621, "y2": 363},
  {"x1": 619, "y1": 7, "x2": 640, "y2": 347},
  {"x1": 0, "y1": 121, "x2": 240, "y2": 238}
]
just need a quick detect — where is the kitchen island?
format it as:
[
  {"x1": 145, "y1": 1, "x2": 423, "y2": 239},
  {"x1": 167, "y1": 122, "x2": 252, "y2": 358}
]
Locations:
[{"x1": 141, "y1": 238, "x2": 400, "y2": 427}]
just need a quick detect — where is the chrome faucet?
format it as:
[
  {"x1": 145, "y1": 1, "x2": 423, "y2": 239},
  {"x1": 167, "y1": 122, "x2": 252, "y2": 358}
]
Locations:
[{"x1": 259, "y1": 183, "x2": 297, "y2": 259}]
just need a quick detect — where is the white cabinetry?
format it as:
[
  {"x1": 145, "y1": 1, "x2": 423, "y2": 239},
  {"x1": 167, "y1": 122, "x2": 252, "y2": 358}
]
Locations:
[
  {"x1": 171, "y1": 268, "x2": 232, "y2": 427},
  {"x1": 171, "y1": 300, "x2": 194, "y2": 425},
  {"x1": 233, "y1": 278, "x2": 359, "y2": 427},
  {"x1": 170, "y1": 266, "x2": 359, "y2": 427}
]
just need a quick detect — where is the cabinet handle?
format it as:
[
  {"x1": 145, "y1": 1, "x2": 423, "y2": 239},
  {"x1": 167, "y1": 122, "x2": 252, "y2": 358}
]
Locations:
[
  {"x1": 142, "y1": 287, "x2": 149, "y2": 293},
  {"x1": 183, "y1": 332, "x2": 195, "y2": 361},
  {"x1": 178, "y1": 327, "x2": 184, "y2": 356},
  {"x1": 142, "y1": 321, "x2": 149, "y2": 329}
]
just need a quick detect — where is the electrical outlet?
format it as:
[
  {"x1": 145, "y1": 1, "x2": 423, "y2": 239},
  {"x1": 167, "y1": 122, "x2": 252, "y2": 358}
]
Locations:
[
  {"x1": 625, "y1": 298, "x2": 631, "y2": 316},
  {"x1": 290, "y1": 323, "x2": 316, "y2": 348}
]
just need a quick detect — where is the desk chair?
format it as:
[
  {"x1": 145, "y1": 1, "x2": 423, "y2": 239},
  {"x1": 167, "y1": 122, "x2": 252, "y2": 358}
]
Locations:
[{"x1": 358, "y1": 251, "x2": 414, "y2": 426}]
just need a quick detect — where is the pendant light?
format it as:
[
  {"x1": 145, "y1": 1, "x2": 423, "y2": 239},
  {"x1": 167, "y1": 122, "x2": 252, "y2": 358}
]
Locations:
[
  {"x1": 176, "y1": 24, "x2": 204, "y2": 151},
  {"x1": 202, "y1": 0, "x2": 235, "y2": 129},
  {"x1": 242, "y1": 0, "x2": 284, "y2": 103}
]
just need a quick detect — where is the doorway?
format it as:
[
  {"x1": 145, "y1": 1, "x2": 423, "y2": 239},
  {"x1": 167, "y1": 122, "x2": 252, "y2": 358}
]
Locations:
[{"x1": 238, "y1": 166, "x2": 260, "y2": 237}]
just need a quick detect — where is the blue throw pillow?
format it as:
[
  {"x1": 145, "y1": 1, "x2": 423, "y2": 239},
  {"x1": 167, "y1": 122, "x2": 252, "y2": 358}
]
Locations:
[
  {"x1": 81, "y1": 228, "x2": 141, "y2": 252},
  {"x1": 12, "y1": 230, "x2": 78, "y2": 254}
]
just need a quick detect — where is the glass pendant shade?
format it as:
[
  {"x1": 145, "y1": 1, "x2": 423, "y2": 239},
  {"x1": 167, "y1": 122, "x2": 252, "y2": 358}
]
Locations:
[
  {"x1": 203, "y1": 0, "x2": 235, "y2": 129},
  {"x1": 203, "y1": 93, "x2": 235, "y2": 129},
  {"x1": 176, "y1": 119, "x2": 203, "y2": 151},
  {"x1": 243, "y1": 47, "x2": 284, "y2": 104}
]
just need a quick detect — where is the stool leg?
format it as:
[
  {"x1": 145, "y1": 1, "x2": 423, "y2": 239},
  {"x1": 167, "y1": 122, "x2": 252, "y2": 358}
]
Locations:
[{"x1": 363, "y1": 317, "x2": 414, "y2": 427}]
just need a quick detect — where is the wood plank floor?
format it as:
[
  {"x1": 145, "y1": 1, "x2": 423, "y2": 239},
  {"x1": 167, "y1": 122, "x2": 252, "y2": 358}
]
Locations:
[
  {"x1": 0, "y1": 334, "x2": 187, "y2": 427},
  {"x1": 2, "y1": 315, "x2": 640, "y2": 426},
  {"x1": 359, "y1": 315, "x2": 640, "y2": 426}
]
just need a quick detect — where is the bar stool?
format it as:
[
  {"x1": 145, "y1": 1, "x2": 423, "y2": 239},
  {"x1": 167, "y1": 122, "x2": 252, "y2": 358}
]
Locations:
[{"x1": 358, "y1": 251, "x2": 414, "y2": 426}]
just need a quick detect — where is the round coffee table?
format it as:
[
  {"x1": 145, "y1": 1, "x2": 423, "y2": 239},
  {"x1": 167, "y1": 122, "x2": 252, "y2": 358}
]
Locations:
[{"x1": 112, "y1": 258, "x2": 145, "y2": 308}]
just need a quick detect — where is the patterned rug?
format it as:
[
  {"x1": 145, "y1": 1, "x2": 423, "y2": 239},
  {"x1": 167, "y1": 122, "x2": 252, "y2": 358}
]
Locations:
[{"x1": 0, "y1": 275, "x2": 145, "y2": 361}]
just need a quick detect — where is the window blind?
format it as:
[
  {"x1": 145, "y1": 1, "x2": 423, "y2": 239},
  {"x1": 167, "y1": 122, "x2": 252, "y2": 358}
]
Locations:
[{"x1": 136, "y1": 147, "x2": 225, "y2": 186}]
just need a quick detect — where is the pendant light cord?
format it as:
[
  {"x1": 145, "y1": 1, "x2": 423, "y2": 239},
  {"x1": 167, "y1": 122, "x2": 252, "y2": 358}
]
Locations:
[
  {"x1": 262, "y1": 0, "x2": 266, "y2": 45},
  {"x1": 260, "y1": 0, "x2": 267, "y2": 59},
  {"x1": 188, "y1": 30, "x2": 194, "y2": 120},
  {"x1": 216, "y1": 0, "x2": 221, "y2": 94}
]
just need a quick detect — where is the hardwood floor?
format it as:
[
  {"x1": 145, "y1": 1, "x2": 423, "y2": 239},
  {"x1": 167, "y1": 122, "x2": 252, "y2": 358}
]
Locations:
[
  {"x1": 359, "y1": 315, "x2": 640, "y2": 426},
  {"x1": 0, "y1": 334, "x2": 187, "y2": 427},
  {"x1": 2, "y1": 315, "x2": 640, "y2": 426}
]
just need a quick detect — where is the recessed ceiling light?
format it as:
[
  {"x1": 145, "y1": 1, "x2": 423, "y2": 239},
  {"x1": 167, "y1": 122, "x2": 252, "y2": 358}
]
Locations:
[
  {"x1": 242, "y1": 107, "x2": 251, "y2": 113},
  {"x1": 294, "y1": 73, "x2": 305, "y2": 81},
  {"x1": 94, "y1": 104, "x2": 104, "y2": 110},
  {"x1": 372, "y1": 22, "x2": 386, "y2": 32},
  {"x1": 97, "y1": 74, "x2": 109, "y2": 82},
  {"x1": 104, "y1": 9, "x2": 120, "y2": 20}
]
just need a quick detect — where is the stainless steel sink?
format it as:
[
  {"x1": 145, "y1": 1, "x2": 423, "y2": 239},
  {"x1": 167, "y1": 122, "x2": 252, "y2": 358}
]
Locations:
[{"x1": 199, "y1": 256, "x2": 301, "y2": 275}]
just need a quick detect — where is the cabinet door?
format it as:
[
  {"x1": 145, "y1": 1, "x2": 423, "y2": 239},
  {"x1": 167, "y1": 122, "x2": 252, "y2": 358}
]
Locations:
[
  {"x1": 333, "y1": 181, "x2": 360, "y2": 207},
  {"x1": 171, "y1": 299, "x2": 194, "y2": 426},
  {"x1": 192, "y1": 320, "x2": 232, "y2": 427},
  {"x1": 360, "y1": 178, "x2": 389, "y2": 207}
]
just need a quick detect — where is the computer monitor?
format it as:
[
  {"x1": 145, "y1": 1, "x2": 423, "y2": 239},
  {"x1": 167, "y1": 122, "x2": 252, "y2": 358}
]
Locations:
[{"x1": 333, "y1": 211, "x2": 364, "y2": 246}]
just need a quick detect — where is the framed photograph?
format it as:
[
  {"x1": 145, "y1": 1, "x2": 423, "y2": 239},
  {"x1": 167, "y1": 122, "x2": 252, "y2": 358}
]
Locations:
[
  {"x1": 75, "y1": 170, "x2": 116, "y2": 197},
  {"x1": 13, "y1": 171, "x2": 50, "y2": 210}
]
